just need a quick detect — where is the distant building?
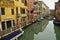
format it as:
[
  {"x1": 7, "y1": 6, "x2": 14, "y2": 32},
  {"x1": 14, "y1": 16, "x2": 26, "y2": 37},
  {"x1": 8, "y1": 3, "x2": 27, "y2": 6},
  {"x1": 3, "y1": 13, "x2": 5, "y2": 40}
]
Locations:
[
  {"x1": 48, "y1": 9, "x2": 54, "y2": 20},
  {"x1": 34, "y1": 1, "x2": 50, "y2": 20},
  {"x1": 27, "y1": 0, "x2": 35, "y2": 23},
  {"x1": 50, "y1": 9, "x2": 54, "y2": 17}
]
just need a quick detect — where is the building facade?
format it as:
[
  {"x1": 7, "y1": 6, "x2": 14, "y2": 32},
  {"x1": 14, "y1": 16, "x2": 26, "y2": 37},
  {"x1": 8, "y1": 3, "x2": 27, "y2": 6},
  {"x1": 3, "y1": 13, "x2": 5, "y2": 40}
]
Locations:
[
  {"x1": 34, "y1": 1, "x2": 41, "y2": 21},
  {"x1": 55, "y1": 0, "x2": 60, "y2": 21},
  {"x1": 34, "y1": 1, "x2": 50, "y2": 21},
  {"x1": 20, "y1": 0, "x2": 28, "y2": 28},
  {"x1": 49, "y1": 9, "x2": 54, "y2": 19},
  {"x1": 39, "y1": 1, "x2": 50, "y2": 18},
  {"x1": 27, "y1": 0, "x2": 35, "y2": 24},
  {"x1": 0, "y1": 0, "x2": 29, "y2": 40},
  {"x1": 53, "y1": 0, "x2": 60, "y2": 24}
]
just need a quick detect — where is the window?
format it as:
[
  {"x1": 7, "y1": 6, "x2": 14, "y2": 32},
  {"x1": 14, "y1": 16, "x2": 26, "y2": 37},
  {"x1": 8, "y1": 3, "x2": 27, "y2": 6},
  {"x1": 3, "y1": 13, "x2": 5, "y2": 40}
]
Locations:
[
  {"x1": 1, "y1": 22, "x2": 5, "y2": 30},
  {"x1": 16, "y1": 7, "x2": 18, "y2": 15},
  {"x1": 20, "y1": 8, "x2": 25, "y2": 14},
  {"x1": 22, "y1": 0, "x2": 27, "y2": 6},
  {"x1": 17, "y1": 19, "x2": 18, "y2": 25},
  {"x1": 1, "y1": 8, "x2": 5, "y2": 15},
  {"x1": 43, "y1": 8, "x2": 45, "y2": 13},
  {"x1": 6, "y1": 21, "x2": 12, "y2": 28},
  {"x1": 25, "y1": 0, "x2": 27, "y2": 6},
  {"x1": 13, "y1": 20, "x2": 15, "y2": 26},
  {"x1": 11, "y1": 9, "x2": 14, "y2": 15}
]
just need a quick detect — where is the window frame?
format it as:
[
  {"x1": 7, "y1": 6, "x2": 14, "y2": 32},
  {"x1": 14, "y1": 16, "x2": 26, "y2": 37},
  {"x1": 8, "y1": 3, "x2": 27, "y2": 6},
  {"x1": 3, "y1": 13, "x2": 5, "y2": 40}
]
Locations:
[
  {"x1": 1, "y1": 22, "x2": 6, "y2": 30},
  {"x1": 20, "y1": 8, "x2": 25, "y2": 14},
  {"x1": 1, "y1": 8, "x2": 5, "y2": 15},
  {"x1": 11, "y1": 9, "x2": 14, "y2": 15}
]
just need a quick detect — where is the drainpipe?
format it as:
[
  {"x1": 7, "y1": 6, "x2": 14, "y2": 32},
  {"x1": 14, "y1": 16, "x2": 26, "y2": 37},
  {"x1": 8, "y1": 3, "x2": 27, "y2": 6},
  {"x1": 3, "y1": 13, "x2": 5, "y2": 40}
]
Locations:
[
  {"x1": 0, "y1": 7, "x2": 2, "y2": 31},
  {"x1": 0, "y1": 8, "x2": 1, "y2": 22}
]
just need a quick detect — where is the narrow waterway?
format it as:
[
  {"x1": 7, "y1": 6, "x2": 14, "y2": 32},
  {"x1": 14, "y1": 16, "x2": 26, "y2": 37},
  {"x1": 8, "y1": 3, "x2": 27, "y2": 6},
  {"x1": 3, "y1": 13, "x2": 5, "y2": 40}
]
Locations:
[{"x1": 18, "y1": 20, "x2": 60, "y2": 40}]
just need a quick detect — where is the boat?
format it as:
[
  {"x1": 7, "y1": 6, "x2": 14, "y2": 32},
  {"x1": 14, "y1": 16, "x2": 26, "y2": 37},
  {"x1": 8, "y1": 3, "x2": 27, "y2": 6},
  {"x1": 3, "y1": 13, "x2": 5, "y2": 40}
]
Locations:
[{"x1": 0, "y1": 28, "x2": 24, "y2": 40}]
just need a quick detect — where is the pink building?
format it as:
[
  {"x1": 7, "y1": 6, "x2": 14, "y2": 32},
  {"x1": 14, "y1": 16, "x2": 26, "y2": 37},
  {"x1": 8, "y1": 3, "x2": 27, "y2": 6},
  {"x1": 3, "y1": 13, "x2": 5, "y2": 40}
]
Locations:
[{"x1": 27, "y1": 0, "x2": 35, "y2": 23}]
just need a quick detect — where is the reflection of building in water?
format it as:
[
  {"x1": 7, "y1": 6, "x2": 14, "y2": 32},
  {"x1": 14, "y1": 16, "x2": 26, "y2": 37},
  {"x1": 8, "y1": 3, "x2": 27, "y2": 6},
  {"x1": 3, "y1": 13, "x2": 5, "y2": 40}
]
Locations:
[
  {"x1": 54, "y1": 25, "x2": 60, "y2": 40},
  {"x1": 33, "y1": 20, "x2": 48, "y2": 34},
  {"x1": 18, "y1": 20, "x2": 48, "y2": 40},
  {"x1": 18, "y1": 25, "x2": 34, "y2": 40}
]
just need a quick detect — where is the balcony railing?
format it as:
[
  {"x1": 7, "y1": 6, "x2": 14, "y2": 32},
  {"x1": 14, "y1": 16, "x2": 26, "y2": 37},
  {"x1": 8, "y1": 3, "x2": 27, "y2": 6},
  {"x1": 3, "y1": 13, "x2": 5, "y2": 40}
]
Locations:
[
  {"x1": 34, "y1": 10, "x2": 40, "y2": 13},
  {"x1": 0, "y1": 0, "x2": 14, "y2": 6},
  {"x1": 0, "y1": 26, "x2": 20, "y2": 37},
  {"x1": 21, "y1": 14, "x2": 27, "y2": 17}
]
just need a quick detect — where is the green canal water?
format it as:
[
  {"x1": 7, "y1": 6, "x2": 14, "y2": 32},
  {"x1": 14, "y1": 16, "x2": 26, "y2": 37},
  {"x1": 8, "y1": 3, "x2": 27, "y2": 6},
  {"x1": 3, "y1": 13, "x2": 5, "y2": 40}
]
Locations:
[{"x1": 18, "y1": 20, "x2": 60, "y2": 40}]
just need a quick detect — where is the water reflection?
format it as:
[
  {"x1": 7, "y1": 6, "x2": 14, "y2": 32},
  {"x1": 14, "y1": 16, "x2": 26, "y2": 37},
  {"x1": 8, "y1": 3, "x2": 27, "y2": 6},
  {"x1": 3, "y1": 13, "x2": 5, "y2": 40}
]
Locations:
[
  {"x1": 18, "y1": 21, "x2": 60, "y2": 40},
  {"x1": 33, "y1": 21, "x2": 48, "y2": 34},
  {"x1": 54, "y1": 25, "x2": 60, "y2": 40},
  {"x1": 18, "y1": 20, "x2": 48, "y2": 40},
  {"x1": 18, "y1": 25, "x2": 34, "y2": 40}
]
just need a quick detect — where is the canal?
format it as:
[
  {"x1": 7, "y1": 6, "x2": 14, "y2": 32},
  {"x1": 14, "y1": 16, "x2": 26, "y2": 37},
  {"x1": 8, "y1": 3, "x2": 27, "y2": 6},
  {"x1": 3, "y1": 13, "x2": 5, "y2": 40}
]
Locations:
[{"x1": 18, "y1": 20, "x2": 60, "y2": 40}]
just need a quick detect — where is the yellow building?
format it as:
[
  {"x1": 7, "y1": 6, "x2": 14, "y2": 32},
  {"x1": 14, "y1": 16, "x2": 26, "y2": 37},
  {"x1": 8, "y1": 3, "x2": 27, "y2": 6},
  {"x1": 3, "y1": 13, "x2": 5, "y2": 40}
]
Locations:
[
  {"x1": 0, "y1": 0, "x2": 16, "y2": 31},
  {"x1": 39, "y1": 1, "x2": 50, "y2": 18},
  {"x1": 19, "y1": 0, "x2": 28, "y2": 28},
  {"x1": 0, "y1": 0, "x2": 28, "y2": 40}
]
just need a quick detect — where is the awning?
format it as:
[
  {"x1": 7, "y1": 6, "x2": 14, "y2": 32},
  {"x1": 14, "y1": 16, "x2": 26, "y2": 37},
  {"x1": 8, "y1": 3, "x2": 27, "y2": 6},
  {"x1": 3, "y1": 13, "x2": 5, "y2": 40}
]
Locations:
[{"x1": 0, "y1": 30, "x2": 22, "y2": 40}]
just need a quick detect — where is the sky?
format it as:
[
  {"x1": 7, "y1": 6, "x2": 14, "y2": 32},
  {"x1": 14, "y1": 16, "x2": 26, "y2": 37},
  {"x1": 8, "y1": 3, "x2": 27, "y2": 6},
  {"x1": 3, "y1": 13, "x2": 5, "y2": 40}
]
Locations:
[{"x1": 39, "y1": 0, "x2": 58, "y2": 9}]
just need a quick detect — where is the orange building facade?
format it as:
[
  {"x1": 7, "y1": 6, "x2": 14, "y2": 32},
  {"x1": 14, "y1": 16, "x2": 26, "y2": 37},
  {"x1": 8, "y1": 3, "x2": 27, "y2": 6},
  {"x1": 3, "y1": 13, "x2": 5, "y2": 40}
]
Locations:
[{"x1": 27, "y1": 0, "x2": 35, "y2": 24}]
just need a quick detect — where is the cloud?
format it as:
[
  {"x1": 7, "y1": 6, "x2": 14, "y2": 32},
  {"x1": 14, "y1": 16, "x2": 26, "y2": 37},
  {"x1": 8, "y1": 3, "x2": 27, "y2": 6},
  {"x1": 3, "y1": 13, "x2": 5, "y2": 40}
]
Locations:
[{"x1": 38, "y1": 0, "x2": 58, "y2": 9}]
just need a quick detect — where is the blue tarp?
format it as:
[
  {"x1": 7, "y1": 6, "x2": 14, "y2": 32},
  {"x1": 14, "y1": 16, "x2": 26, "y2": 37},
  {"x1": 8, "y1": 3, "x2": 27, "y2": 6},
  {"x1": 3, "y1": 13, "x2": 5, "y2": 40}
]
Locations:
[{"x1": 0, "y1": 30, "x2": 22, "y2": 40}]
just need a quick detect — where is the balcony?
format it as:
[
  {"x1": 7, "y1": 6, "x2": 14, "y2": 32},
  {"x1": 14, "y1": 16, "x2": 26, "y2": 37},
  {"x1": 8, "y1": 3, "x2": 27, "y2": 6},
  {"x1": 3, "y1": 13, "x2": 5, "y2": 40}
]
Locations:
[
  {"x1": 0, "y1": 26, "x2": 20, "y2": 38},
  {"x1": 21, "y1": 14, "x2": 27, "y2": 17},
  {"x1": 0, "y1": 0, "x2": 14, "y2": 6},
  {"x1": 34, "y1": 10, "x2": 40, "y2": 13}
]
